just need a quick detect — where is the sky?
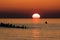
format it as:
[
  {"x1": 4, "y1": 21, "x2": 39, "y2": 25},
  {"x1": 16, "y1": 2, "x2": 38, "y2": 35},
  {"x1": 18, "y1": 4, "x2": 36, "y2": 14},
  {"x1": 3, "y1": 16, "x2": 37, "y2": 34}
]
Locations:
[{"x1": 0, "y1": 0, "x2": 60, "y2": 18}]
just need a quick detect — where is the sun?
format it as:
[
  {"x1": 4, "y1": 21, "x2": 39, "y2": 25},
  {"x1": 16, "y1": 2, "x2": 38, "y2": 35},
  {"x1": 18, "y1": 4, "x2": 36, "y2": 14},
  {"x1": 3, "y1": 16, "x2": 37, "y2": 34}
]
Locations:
[{"x1": 32, "y1": 13, "x2": 40, "y2": 18}]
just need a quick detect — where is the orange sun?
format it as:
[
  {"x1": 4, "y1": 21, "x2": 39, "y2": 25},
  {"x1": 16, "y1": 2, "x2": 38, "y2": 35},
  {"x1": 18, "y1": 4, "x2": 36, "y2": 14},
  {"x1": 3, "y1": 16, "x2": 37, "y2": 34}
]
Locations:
[{"x1": 32, "y1": 13, "x2": 40, "y2": 18}]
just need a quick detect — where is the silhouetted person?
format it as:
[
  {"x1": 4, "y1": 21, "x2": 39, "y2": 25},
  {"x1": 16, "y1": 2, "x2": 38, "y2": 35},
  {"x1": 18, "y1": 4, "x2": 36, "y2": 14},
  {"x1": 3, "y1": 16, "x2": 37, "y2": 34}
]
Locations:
[{"x1": 45, "y1": 21, "x2": 48, "y2": 24}]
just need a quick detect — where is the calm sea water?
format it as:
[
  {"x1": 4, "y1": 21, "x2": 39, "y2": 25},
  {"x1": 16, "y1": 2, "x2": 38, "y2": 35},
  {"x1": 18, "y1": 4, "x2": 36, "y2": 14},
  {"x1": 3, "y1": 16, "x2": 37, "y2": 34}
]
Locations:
[{"x1": 0, "y1": 18, "x2": 60, "y2": 40}]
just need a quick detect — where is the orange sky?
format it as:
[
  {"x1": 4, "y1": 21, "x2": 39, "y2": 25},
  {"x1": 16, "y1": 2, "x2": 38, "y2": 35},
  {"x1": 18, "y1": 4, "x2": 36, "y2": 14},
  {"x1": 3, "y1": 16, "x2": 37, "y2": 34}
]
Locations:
[{"x1": 0, "y1": 0, "x2": 60, "y2": 10}]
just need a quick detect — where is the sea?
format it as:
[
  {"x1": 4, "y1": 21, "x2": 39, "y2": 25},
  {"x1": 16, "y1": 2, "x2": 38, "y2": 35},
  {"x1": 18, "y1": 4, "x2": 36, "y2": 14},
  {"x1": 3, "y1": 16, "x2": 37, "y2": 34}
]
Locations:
[{"x1": 0, "y1": 18, "x2": 60, "y2": 40}]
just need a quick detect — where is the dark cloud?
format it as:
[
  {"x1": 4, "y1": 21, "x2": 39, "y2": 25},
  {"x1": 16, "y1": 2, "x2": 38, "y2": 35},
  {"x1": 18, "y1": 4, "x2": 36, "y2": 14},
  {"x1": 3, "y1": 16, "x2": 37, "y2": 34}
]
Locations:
[{"x1": 0, "y1": 10, "x2": 60, "y2": 18}]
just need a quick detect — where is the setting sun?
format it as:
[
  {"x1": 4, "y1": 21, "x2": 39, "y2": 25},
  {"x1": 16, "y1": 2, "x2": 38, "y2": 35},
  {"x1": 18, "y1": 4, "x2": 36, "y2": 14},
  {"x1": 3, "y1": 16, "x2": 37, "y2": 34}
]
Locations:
[{"x1": 32, "y1": 13, "x2": 40, "y2": 18}]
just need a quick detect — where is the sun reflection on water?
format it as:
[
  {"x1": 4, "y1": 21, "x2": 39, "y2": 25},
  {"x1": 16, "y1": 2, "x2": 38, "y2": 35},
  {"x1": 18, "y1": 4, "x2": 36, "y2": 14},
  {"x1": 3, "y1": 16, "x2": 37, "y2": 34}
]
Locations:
[
  {"x1": 32, "y1": 28, "x2": 40, "y2": 40},
  {"x1": 32, "y1": 18, "x2": 40, "y2": 24}
]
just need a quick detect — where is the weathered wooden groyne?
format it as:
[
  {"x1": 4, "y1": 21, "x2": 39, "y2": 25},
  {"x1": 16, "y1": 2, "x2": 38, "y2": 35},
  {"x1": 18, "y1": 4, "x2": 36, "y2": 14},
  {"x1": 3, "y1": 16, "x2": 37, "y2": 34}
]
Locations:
[{"x1": 0, "y1": 23, "x2": 27, "y2": 29}]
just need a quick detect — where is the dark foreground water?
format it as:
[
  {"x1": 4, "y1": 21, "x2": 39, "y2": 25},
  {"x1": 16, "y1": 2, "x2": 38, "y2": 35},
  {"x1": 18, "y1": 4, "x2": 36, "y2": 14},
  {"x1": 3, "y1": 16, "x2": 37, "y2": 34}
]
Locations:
[{"x1": 0, "y1": 26, "x2": 60, "y2": 40}]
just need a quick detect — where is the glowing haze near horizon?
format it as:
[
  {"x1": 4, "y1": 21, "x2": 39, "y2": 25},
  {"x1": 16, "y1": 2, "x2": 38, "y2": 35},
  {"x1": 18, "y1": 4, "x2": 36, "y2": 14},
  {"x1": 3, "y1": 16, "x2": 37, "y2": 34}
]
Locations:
[{"x1": 0, "y1": 0, "x2": 60, "y2": 18}]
